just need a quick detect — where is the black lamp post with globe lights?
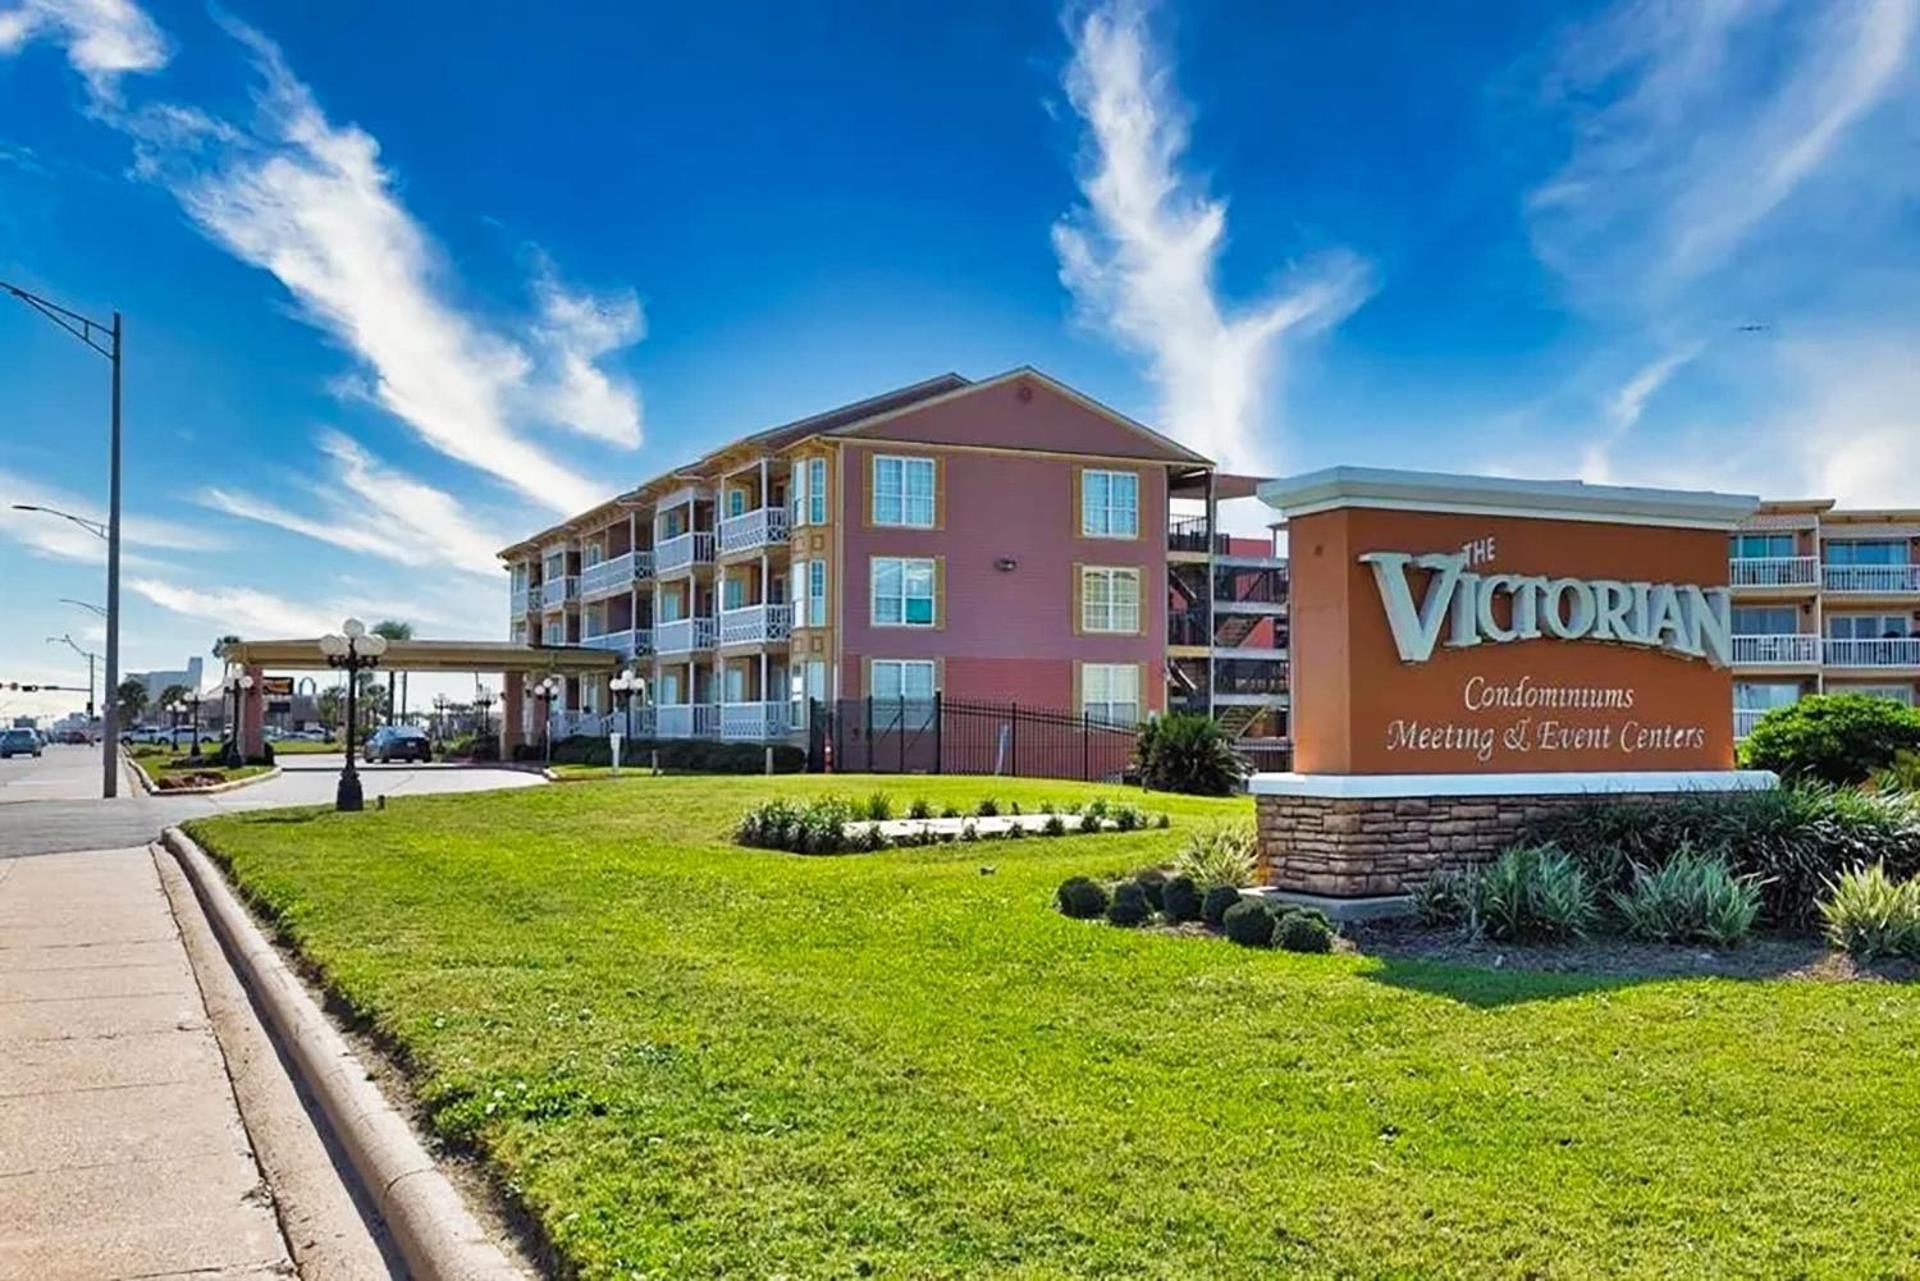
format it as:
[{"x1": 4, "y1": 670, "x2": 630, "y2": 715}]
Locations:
[
  {"x1": 223, "y1": 672, "x2": 254, "y2": 764},
  {"x1": 528, "y1": 675, "x2": 560, "y2": 765},
  {"x1": 319, "y1": 619, "x2": 388, "y2": 812},
  {"x1": 610, "y1": 669, "x2": 645, "y2": 740}
]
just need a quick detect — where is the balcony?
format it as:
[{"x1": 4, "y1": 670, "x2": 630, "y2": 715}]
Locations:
[
  {"x1": 717, "y1": 506, "x2": 790, "y2": 556},
  {"x1": 1213, "y1": 658, "x2": 1289, "y2": 699},
  {"x1": 509, "y1": 586, "x2": 532, "y2": 616},
  {"x1": 1729, "y1": 556, "x2": 1817, "y2": 588},
  {"x1": 655, "y1": 616, "x2": 717, "y2": 654},
  {"x1": 1168, "y1": 609, "x2": 1208, "y2": 646},
  {"x1": 1213, "y1": 564, "x2": 1289, "y2": 610},
  {"x1": 655, "y1": 703, "x2": 719, "y2": 739},
  {"x1": 718, "y1": 603, "x2": 792, "y2": 646},
  {"x1": 579, "y1": 628, "x2": 654, "y2": 657},
  {"x1": 655, "y1": 531, "x2": 716, "y2": 576},
  {"x1": 580, "y1": 550, "x2": 653, "y2": 599},
  {"x1": 540, "y1": 576, "x2": 578, "y2": 610},
  {"x1": 719, "y1": 701, "x2": 789, "y2": 741},
  {"x1": 1823, "y1": 564, "x2": 1920, "y2": 594},
  {"x1": 1168, "y1": 514, "x2": 1228, "y2": 555},
  {"x1": 1731, "y1": 634, "x2": 1820, "y2": 665},
  {"x1": 1824, "y1": 637, "x2": 1920, "y2": 668},
  {"x1": 1733, "y1": 708, "x2": 1768, "y2": 738}
]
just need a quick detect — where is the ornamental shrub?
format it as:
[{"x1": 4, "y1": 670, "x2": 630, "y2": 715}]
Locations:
[
  {"x1": 1819, "y1": 863, "x2": 1920, "y2": 960},
  {"x1": 1162, "y1": 874, "x2": 1202, "y2": 923},
  {"x1": 1868, "y1": 750, "x2": 1920, "y2": 794},
  {"x1": 1468, "y1": 844, "x2": 1597, "y2": 942},
  {"x1": 1277, "y1": 911, "x2": 1334, "y2": 953},
  {"x1": 1742, "y1": 693, "x2": 1920, "y2": 786},
  {"x1": 1135, "y1": 712, "x2": 1250, "y2": 796},
  {"x1": 1522, "y1": 784, "x2": 1920, "y2": 928},
  {"x1": 975, "y1": 796, "x2": 1000, "y2": 817},
  {"x1": 1222, "y1": 899, "x2": 1276, "y2": 947},
  {"x1": 1056, "y1": 876, "x2": 1109, "y2": 920},
  {"x1": 1042, "y1": 813, "x2": 1068, "y2": 837},
  {"x1": 1106, "y1": 880, "x2": 1153, "y2": 927},
  {"x1": 1173, "y1": 822, "x2": 1257, "y2": 888},
  {"x1": 1078, "y1": 811, "x2": 1103, "y2": 834},
  {"x1": 908, "y1": 797, "x2": 932, "y2": 820},
  {"x1": 864, "y1": 792, "x2": 894, "y2": 821},
  {"x1": 1111, "y1": 804, "x2": 1146, "y2": 832},
  {"x1": 1132, "y1": 868, "x2": 1168, "y2": 910},
  {"x1": 1201, "y1": 884, "x2": 1242, "y2": 928},
  {"x1": 1410, "y1": 869, "x2": 1474, "y2": 928},
  {"x1": 1610, "y1": 848, "x2": 1763, "y2": 947}
]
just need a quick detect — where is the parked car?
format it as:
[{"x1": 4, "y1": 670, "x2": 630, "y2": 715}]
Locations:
[
  {"x1": 366, "y1": 725, "x2": 432, "y2": 764},
  {"x1": 1, "y1": 728, "x2": 43, "y2": 759}
]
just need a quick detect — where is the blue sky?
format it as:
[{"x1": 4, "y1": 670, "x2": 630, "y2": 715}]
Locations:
[{"x1": 2, "y1": 0, "x2": 1916, "y2": 717}]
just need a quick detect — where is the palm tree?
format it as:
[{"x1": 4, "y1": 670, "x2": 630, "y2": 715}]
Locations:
[
  {"x1": 371, "y1": 620, "x2": 413, "y2": 726},
  {"x1": 114, "y1": 678, "x2": 148, "y2": 730}
]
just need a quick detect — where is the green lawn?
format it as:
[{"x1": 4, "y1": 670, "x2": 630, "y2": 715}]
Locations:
[
  {"x1": 270, "y1": 738, "x2": 340, "y2": 755},
  {"x1": 186, "y1": 776, "x2": 1920, "y2": 1279}
]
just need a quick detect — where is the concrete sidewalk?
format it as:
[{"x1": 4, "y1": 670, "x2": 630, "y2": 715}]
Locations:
[{"x1": 0, "y1": 846, "x2": 293, "y2": 1279}]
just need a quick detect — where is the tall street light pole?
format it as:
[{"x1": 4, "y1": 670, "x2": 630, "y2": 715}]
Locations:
[
  {"x1": 4, "y1": 280, "x2": 122, "y2": 799},
  {"x1": 46, "y1": 634, "x2": 99, "y2": 725}
]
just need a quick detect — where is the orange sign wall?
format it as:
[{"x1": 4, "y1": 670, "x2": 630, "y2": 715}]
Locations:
[{"x1": 1289, "y1": 506, "x2": 1736, "y2": 775}]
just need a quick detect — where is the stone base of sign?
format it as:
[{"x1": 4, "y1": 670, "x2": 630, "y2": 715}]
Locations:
[{"x1": 1250, "y1": 771, "x2": 1777, "y2": 898}]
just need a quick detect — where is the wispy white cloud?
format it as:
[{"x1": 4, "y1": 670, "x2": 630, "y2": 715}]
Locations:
[
  {"x1": 524, "y1": 258, "x2": 645, "y2": 447},
  {"x1": 1051, "y1": 0, "x2": 1372, "y2": 474},
  {"x1": 128, "y1": 577, "x2": 341, "y2": 637},
  {"x1": 199, "y1": 431, "x2": 510, "y2": 577},
  {"x1": 0, "y1": 466, "x2": 222, "y2": 562},
  {"x1": 0, "y1": 0, "x2": 167, "y2": 101},
  {"x1": 1577, "y1": 343, "x2": 1701, "y2": 482},
  {"x1": 1530, "y1": 0, "x2": 1918, "y2": 305},
  {"x1": 130, "y1": 17, "x2": 639, "y2": 515}
]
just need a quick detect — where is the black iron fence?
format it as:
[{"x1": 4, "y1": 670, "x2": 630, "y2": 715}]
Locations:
[{"x1": 808, "y1": 696, "x2": 1139, "y2": 781}]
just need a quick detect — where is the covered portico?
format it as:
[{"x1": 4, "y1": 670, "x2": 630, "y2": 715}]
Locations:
[{"x1": 214, "y1": 638, "x2": 620, "y2": 757}]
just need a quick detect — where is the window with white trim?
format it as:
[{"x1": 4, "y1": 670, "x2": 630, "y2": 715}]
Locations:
[
  {"x1": 871, "y1": 659, "x2": 937, "y2": 730},
  {"x1": 1828, "y1": 614, "x2": 1913, "y2": 639},
  {"x1": 808, "y1": 560, "x2": 827, "y2": 627},
  {"x1": 807, "y1": 457, "x2": 828, "y2": 525},
  {"x1": 727, "y1": 487, "x2": 748, "y2": 517},
  {"x1": 722, "y1": 574, "x2": 747, "y2": 611},
  {"x1": 1841, "y1": 684, "x2": 1915, "y2": 705},
  {"x1": 871, "y1": 557, "x2": 935, "y2": 627},
  {"x1": 872, "y1": 455, "x2": 935, "y2": 528},
  {"x1": 1081, "y1": 567, "x2": 1141, "y2": 633},
  {"x1": 791, "y1": 562, "x2": 807, "y2": 627},
  {"x1": 1082, "y1": 663, "x2": 1140, "y2": 727},
  {"x1": 1081, "y1": 469, "x2": 1139, "y2": 538}
]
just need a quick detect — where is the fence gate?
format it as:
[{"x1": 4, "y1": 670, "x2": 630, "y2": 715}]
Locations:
[{"x1": 807, "y1": 696, "x2": 1137, "y2": 782}]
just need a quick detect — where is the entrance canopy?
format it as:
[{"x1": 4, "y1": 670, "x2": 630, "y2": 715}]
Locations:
[{"x1": 215, "y1": 638, "x2": 620, "y2": 675}]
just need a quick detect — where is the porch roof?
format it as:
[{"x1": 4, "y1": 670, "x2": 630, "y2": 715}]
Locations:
[{"x1": 214, "y1": 639, "x2": 620, "y2": 674}]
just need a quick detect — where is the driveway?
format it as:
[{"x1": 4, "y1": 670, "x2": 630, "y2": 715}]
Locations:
[{"x1": 0, "y1": 746, "x2": 546, "y2": 859}]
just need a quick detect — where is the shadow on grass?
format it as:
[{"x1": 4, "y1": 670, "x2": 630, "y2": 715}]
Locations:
[{"x1": 1350, "y1": 928, "x2": 1873, "y2": 1008}]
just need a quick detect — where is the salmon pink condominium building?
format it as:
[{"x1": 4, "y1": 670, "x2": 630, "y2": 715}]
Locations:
[{"x1": 498, "y1": 369, "x2": 1288, "y2": 757}]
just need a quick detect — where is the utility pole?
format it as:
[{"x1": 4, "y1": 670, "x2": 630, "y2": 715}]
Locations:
[{"x1": 3, "y1": 281, "x2": 124, "y2": 797}]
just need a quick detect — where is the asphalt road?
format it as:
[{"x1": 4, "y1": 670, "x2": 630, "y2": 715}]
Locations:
[{"x1": 0, "y1": 745, "x2": 547, "y2": 859}]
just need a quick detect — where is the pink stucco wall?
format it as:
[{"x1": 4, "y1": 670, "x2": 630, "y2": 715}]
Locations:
[
  {"x1": 838, "y1": 434, "x2": 1168, "y2": 712},
  {"x1": 858, "y1": 375, "x2": 1196, "y2": 461}
]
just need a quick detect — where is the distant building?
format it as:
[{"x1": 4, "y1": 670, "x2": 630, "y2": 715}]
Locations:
[
  {"x1": 129, "y1": 657, "x2": 205, "y2": 722},
  {"x1": 1729, "y1": 501, "x2": 1920, "y2": 736}
]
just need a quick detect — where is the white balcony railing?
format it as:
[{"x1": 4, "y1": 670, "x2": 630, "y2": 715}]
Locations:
[
  {"x1": 654, "y1": 616, "x2": 717, "y2": 654},
  {"x1": 717, "y1": 506, "x2": 790, "y2": 556},
  {"x1": 1823, "y1": 564, "x2": 1920, "y2": 594},
  {"x1": 580, "y1": 551, "x2": 653, "y2": 598},
  {"x1": 1731, "y1": 634, "x2": 1820, "y2": 665},
  {"x1": 1824, "y1": 637, "x2": 1920, "y2": 667},
  {"x1": 580, "y1": 629, "x2": 635, "y2": 656},
  {"x1": 718, "y1": 603, "x2": 793, "y2": 646},
  {"x1": 550, "y1": 710, "x2": 614, "y2": 739},
  {"x1": 655, "y1": 703, "x2": 720, "y2": 739},
  {"x1": 1733, "y1": 708, "x2": 1768, "y2": 738},
  {"x1": 720, "y1": 701, "x2": 788, "y2": 741},
  {"x1": 655, "y1": 531, "x2": 716, "y2": 576},
  {"x1": 509, "y1": 586, "x2": 531, "y2": 615},
  {"x1": 1729, "y1": 556, "x2": 1817, "y2": 588},
  {"x1": 541, "y1": 576, "x2": 578, "y2": 609}
]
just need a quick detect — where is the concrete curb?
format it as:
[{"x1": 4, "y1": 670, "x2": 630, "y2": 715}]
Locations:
[
  {"x1": 127, "y1": 751, "x2": 284, "y2": 796},
  {"x1": 163, "y1": 826, "x2": 527, "y2": 1281}
]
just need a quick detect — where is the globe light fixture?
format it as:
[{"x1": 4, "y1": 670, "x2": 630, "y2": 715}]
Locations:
[{"x1": 319, "y1": 622, "x2": 387, "y2": 812}]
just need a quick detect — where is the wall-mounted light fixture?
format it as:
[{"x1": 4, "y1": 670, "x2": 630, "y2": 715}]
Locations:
[{"x1": 994, "y1": 557, "x2": 1017, "y2": 572}]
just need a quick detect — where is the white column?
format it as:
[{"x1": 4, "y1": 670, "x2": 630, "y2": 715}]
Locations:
[
  {"x1": 759, "y1": 650, "x2": 769, "y2": 730},
  {"x1": 759, "y1": 457, "x2": 768, "y2": 511}
]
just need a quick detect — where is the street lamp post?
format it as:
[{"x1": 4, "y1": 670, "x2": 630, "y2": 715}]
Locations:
[
  {"x1": 610, "y1": 670, "x2": 644, "y2": 739},
  {"x1": 319, "y1": 619, "x2": 387, "y2": 812},
  {"x1": 182, "y1": 690, "x2": 204, "y2": 760},
  {"x1": 223, "y1": 673, "x2": 254, "y2": 764},
  {"x1": 46, "y1": 634, "x2": 99, "y2": 728},
  {"x1": 528, "y1": 675, "x2": 560, "y2": 765},
  {"x1": 472, "y1": 682, "x2": 496, "y2": 759},
  {"x1": 3, "y1": 280, "x2": 122, "y2": 800}
]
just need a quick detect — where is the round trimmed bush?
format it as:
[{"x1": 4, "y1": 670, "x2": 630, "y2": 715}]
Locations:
[
  {"x1": 1222, "y1": 899, "x2": 1276, "y2": 947},
  {"x1": 1133, "y1": 868, "x2": 1169, "y2": 910},
  {"x1": 1201, "y1": 884, "x2": 1242, "y2": 928},
  {"x1": 1743, "y1": 693, "x2": 1920, "y2": 786},
  {"x1": 1056, "y1": 876, "x2": 1108, "y2": 920},
  {"x1": 1277, "y1": 911, "x2": 1334, "y2": 953},
  {"x1": 1106, "y1": 880, "x2": 1153, "y2": 927},
  {"x1": 1162, "y1": 874, "x2": 1202, "y2": 923}
]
